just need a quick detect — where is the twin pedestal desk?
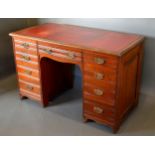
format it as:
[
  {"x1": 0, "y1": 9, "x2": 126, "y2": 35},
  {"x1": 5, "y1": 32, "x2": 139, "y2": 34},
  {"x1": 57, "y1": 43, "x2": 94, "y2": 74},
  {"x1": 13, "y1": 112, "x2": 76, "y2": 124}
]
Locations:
[{"x1": 10, "y1": 23, "x2": 144, "y2": 133}]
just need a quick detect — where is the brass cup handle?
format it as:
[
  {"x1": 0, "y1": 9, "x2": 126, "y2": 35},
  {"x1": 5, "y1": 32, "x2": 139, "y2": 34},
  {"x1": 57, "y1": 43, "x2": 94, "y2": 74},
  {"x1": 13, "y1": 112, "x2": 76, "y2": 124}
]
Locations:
[
  {"x1": 42, "y1": 48, "x2": 53, "y2": 54},
  {"x1": 93, "y1": 106, "x2": 104, "y2": 114},
  {"x1": 21, "y1": 43, "x2": 29, "y2": 49},
  {"x1": 26, "y1": 85, "x2": 33, "y2": 91},
  {"x1": 94, "y1": 89, "x2": 104, "y2": 96},
  {"x1": 67, "y1": 52, "x2": 75, "y2": 59},
  {"x1": 94, "y1": 57, "x2": 105, "y2": 64},
  {"x1": 95, "y1": 72, "x2": 104, "y2": 80},
  {"x1": 24, "y1": 70, "x2": 32, "y2": 75},
  {"x1": 21, "y1": 55, "x2": 31, "y2": 61}
]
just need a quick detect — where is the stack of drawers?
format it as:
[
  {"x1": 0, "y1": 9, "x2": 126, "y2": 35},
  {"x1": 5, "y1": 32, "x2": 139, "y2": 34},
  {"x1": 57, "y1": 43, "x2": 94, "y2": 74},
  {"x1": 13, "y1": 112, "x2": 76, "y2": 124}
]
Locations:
[
  {"x1": 83, "y1": 53, "x2": 118, "y2": 127},
  {"x1": 13, "y1": 38, "x2": 41, "y2": 102}
]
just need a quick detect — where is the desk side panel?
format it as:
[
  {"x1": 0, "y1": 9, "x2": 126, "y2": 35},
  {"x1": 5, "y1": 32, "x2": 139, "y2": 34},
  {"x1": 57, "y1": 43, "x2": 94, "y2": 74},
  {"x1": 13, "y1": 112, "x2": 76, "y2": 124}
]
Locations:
[{"x1": 116, "y1": 43, "x2": 144, "y2": 123}]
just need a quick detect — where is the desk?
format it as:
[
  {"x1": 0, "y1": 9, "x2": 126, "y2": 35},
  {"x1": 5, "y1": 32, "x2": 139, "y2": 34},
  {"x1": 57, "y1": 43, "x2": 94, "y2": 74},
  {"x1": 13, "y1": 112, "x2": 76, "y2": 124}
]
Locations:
[{"x1": 10, "y1": 23, "x2": 144, "y2": 133}]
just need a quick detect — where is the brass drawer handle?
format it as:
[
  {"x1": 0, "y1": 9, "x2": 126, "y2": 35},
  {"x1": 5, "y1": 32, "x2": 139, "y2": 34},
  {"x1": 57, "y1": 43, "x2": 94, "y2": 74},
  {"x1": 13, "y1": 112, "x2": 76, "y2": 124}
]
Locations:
[
  {"x1": 67, "y1": 52, "x2": 75, "y2": 59},
  {"x1": 21, "y1": 43, "x2": 29, "y2": 49},
  {"x1": 94, "y1": 57, "x2": 105, "y2": 64},
  {"x1": 26, "y1": 85, "x2": 33, "y2": 91},
  {"x1": 94, "y1": 89, "x2": 104, "y2": 96},
  {"x1": 24, "y1": 70, "x2": 32, "y2": 75},
  {"x1": 93, "y1": 106, "x2": 104, "y2": 114},
  {"x1": 95, "y1": 72, "x2": 104, "y2": 80},
  {"x1": 42, "y1": 48, "x2": 53, "y2": 54},
  {"x1": 21, "y1": 55, "x2": 31, "y2": 61}
]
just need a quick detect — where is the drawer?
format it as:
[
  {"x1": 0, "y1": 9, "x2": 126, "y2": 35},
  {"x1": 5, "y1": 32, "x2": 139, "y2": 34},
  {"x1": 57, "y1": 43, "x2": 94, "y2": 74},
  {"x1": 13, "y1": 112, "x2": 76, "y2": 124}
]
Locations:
[
  {"x1": 15, "y1": 46, "x2": 37, "y2": 55},
  {"x1": 84, "y1": 77, "x2": 116, "y2": 90},
  {"x1": 20, "y1": 89, "x2": 41, "y2": 102},
  {"x1": 15, "y1": 51, "x2": 38, "y2": 63},
  {"x1": 84, "y1": 53, "x2": 118, "y2": 70},
  {"x1": 14, "y1": 38, "x2": 37, "y2": 55},
  {"x1": 16, "y1": 58, "x2": 39, "y2": 69},
  {"x1": 84, "y1": 99, "x2": 115, "y2": 123},
  {"x1": 84, "y1": 84, "x2": 116, "y2": 106},
  {"x1": 14, "y1": 37, "x2": 37, "y2": 50},
  {"x1": 18, "y1": 73, "x2": 40, "y2": 85},
  {"x1": 19, "y1": 79, "x2": 41, "y2": 95},
  {"x1": 84, "y1": 69, "x2": 117, "y2": 85},
  {"x1": 17, "y1": 65, "x2": 39, "y2": 78},
  {"x1": 38, "y1": 43, "x2": 82, "y2": 63}
]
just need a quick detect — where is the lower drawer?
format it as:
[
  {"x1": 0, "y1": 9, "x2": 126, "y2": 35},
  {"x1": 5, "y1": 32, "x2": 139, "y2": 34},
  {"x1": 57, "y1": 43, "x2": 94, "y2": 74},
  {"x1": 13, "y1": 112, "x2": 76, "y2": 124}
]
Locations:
[
  {"x1": 20, "y1": 88, "x2": 41, "y2": 102},
  {"x1": 19, "y1": 80, "x2": 41, "y2": 95},
  {"x1": 17, "y1": 65, "x2": 39, "y2": 78},
  {"x1": 18, "y1": 71, "x2": 40, "y2": 85},
  {"x1": 84, "y1": 99, "x2": 115, "y2": 123},
  {"x1": 84, "y1": 84, "x2": 116, "y2": 106}
]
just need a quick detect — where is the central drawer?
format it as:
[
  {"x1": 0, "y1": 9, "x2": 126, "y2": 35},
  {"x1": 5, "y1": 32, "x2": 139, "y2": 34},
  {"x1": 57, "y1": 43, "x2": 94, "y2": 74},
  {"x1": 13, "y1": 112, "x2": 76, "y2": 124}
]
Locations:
[{"x1": 38, "y1": 42, "x2": 82, "y2": 64}]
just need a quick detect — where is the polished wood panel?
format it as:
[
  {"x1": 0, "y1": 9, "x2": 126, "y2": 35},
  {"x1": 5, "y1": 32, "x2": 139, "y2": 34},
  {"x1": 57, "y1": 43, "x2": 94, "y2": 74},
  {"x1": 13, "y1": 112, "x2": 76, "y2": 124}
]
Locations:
[
  {"x1": 117, "y1": 45, "x2": 142, "y2": 119},
  {"x1": 10, "y1": 23, "x2": 144, "y2": 133}
]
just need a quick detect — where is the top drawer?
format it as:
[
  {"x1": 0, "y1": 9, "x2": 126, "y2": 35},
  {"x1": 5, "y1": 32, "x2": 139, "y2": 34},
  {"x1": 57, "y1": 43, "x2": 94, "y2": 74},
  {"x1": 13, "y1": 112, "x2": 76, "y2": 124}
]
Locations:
[
  {"x1": 84, "y1": 53, "x2": 118, "y2": 70},
  {"x1": 14, "y1": 37, "x2": 37, "y2": 55}
]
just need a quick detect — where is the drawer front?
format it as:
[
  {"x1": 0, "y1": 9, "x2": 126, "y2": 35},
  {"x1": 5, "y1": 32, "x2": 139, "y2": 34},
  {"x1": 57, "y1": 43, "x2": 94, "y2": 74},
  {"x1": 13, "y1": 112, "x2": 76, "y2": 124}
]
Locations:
[
  {"x1": 84, "y1": 99, "x2": 115, "y2": 123},
  {"x1": 18, "y1": 73, "x2": 40, "y2": 85},
  {"x1": 19, "y1": 80, "x2": 41, "y2": 95},
  {"x1": 20, "y1": 89, "x2": 41, "y2": 101},
  {"x1": 84, "y1": 69, "x2": 117, "y2": 85},
  {"x1": 84, "y1": 53, "x2": 118, "y2": 69},
  {"x1": 17, "y1": 65, "x2": 39, "y2": 78},
  {"x1": 15, "y1": 46, "x2": 37, "y2": 56},
  {"x1": 84, "y1": 84, "x2": 116, "y2": 106},
  {"x1": 38, "y1": 43, "x2": 82, "y2": 63},
  {"x1": 84, "y1": 77, "x2": 116, "y2": 91},
  {"x1": 16, "y1": 58, "x2": 39, "y2": 69},
  {"x1": 14, "y1": 37, "x2": 37, "y2": 51},
  {"x1": 15, "y1": 51, "x2": 38, "y2": 63}
]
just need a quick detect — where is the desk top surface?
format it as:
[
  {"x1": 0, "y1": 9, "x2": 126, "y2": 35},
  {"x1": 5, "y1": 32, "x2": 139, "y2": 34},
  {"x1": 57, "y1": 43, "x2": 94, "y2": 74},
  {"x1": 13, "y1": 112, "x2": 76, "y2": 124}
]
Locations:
[{"x1": 10, "y1": 23, "x2": 144, "y2": 56}]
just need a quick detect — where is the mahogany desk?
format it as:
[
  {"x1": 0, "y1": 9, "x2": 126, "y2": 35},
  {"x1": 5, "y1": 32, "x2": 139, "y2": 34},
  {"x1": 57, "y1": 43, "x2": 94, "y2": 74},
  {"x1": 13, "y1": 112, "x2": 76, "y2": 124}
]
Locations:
[{"x1": 9, "y1": 23, "x2": 144, "y2": 133}]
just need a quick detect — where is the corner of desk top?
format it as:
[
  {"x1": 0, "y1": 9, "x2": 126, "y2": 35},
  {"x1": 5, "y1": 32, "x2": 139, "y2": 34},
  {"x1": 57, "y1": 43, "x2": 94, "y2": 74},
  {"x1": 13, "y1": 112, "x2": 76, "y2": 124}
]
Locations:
[{"x1": 9, "y1": 32, "x2": 15, "y2": 37}]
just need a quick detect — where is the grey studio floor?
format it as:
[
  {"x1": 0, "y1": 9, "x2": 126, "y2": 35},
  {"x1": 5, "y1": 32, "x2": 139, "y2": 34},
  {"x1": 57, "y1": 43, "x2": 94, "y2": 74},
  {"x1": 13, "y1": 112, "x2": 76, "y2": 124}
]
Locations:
[{"x1": 0, "y1": 74, "x2": 155, "y2": 136}]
